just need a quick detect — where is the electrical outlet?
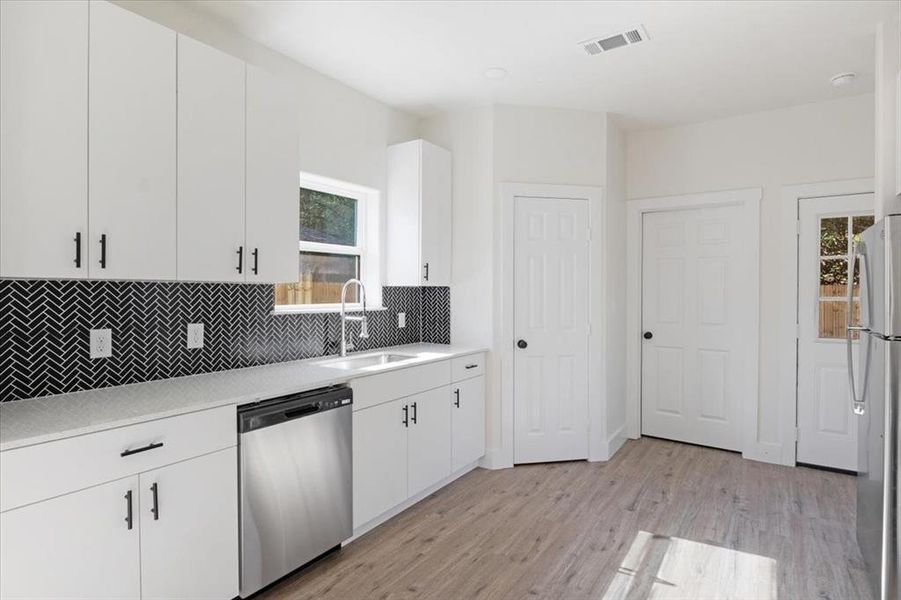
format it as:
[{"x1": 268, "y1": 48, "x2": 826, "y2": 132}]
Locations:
[
  {"x1": 90, "y1": 328, "x2": 112, "y2": 359},
  {"x1": 398, "y1": 312, "x2": 406, "y2": 328},
  {"x1": 187, "y1": 323, "x2": 204, "y2": 349}
]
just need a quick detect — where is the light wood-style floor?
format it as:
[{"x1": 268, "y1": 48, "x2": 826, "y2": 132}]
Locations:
[{"x1": 258, "y1": 438, "x2": 871, "y2": 600}]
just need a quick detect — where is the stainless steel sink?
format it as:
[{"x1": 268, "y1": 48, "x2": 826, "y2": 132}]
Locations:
[{"x1": 319, "y1": 352, "x2": 417, "y2": 370}]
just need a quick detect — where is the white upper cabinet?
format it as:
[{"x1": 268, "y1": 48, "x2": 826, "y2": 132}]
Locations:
[
  {"x1": 245, "y1": 64, "x2": 299, "y2": 284},
  {"x1": 89, "y1": 0, "x2": 176, "y2": 280},
  {"x1": 177, "y1": 35, "x2": 246, "y2": 282},
  {"x1": 0, "y1": 0, "x2": 89, "y2": 279},
  {"x1": 386, "y1": 139, "x2": 452, "y2": 286}
]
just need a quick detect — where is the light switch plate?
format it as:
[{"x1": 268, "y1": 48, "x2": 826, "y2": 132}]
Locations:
[
  {"x1": 187, "y1": 323, "x2": 204, "y2": 349},
  {"x1": 398, "y1": 312, "x2": 406, "y2": 328},
  {"x1": 90, "y1": 328, "x2": 112, "y2": 359}
]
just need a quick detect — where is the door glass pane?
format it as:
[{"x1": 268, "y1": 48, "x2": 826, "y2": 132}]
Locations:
[
  {"x1": 274, "y1": 252, "x2": 360, "y2": 305},
  {"x1": 819, "y1": 217, "x2": 848, "y2": 256},
  {"x1": 820, "y1": 258, "x2": 848, "y2": 298},
  {"x1": 299, "y1": 187, "x2": 358, "y2": 246},
  {"x1": 818, "y1": 300, "x2": 849, "y2": 339},
  {"x1": 852, "y1": 215, "x2": 875, "y2": 237},
  {"x1": 852, "y1": 256, "x2": 863, "y2": 298}
]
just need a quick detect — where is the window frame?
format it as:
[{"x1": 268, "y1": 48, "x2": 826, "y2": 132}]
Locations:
[{"x1": 273, "y1": 173, "x2": 382, "y2": 314}]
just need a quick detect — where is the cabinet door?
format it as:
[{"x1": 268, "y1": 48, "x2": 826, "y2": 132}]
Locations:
[
  {"x1": 407, "y1": 386, "x2": 452, "y2": 496},
  {"x1": 177, "y1": 35, "x2": 245, "y2": 282},
  {"x1": 352, "y1": 399, "x2": 408, "y2": 528},
  {"x1": 0, "y1": 476, "x2": 140, "y2": 599},
  {"x1": 89, "y1": 0, "x2": 176, "y2": 280},
  {"x1": 0, "y1": 0, "x2": 88, "y2": 278},
  {"x1": 385, "y1": 140, "x2": 423, "y2": 286},
  {"x1": 419, "y1": 141, "x2": 452, "y2": 286},
  {"x1": 139, "y1": 447, "x2": 239, "y2": 600},
  {"x1": 245, "y1": 64, "x2": 298, "y2": 284},
  {"x1": 452, "y1": 376, "x2": 486, "y2": 471}
]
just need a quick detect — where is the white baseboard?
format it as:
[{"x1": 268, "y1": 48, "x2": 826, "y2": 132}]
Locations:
[
  {"x1": 588, "y1": 425, "x2": 628, "y2": 462},
  {"x1": 742, "y1": 441, "x2": 792, "y2": 466},
  {"x1": 348, "y1": 460, "x2": 481, "y2": 542},
  {"x1": 480, "y1": 447, "x2": 513, "y2": 470}
]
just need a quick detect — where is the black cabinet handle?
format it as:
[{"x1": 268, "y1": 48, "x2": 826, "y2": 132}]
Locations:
[
  {"x1": 236, "y1": 246, "x2": 244, "y2": 274},
  {"x1": 643, "y1": 331, "x2": 653, "y2": 340},
  {"x1": 124, "y1": 490, "x2": 133, "y2": 530},
  {"x1": 99, "y1": 234, "x2": 107, "y2": 269},
  {"x1": 150, "y1": 482, "x2": 160, "y2": 521},
  {"x1": 74, "y1": 232, "x2": 82, "y2": 268},
  {"x1": 121, "y1": 442, "x2": 164, "y2": 457},
  {"x1": 402, "y1": 404, "x2": 409, "y2": 427},
  {"x1": 252, "y1": 248, "x2": 259, "y2": 275},
  {"x1": 454, "y1": 388, "x2": 460, "y2": 408},
  {"x1": 517, "y1": 339, "x2": 528, "y2": 349},
  {"x1": 423, "y1": 262, "x2": 429, "y2": 282},
  {"x1": 411, "y1": 401, "x2": 418, "y2": 424}
]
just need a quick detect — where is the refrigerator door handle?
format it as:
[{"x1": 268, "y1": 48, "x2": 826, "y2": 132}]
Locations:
[{"x1": 848, "y1": 241, "x2": 870, "y2": 415}]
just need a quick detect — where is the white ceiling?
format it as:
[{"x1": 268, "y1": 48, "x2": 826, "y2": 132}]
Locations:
[{"x1": 187, "y1": 0, "x2": 899, "y2": 129}]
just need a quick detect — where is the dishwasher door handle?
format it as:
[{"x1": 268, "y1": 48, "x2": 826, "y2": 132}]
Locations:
[{"x1": 284, "y1": 404, "x2": 321, "y2": 421}]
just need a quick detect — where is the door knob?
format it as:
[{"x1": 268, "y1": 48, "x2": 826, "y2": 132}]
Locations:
[
  {"x1": 517, "y1": 339, "x2": 528, "y2": 349},
  {"x1": 643, "y1": 331, "x2": 653, "y2": 340}
]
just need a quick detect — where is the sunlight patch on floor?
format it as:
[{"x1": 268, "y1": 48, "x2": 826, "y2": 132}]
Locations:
[{"x1": 602, "y1": 530, "x2": 777, "y2": 600}]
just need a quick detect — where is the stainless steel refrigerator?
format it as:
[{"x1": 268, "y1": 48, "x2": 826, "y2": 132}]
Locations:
[{"x1": 853, "y1": 214, "x2": 901, "y2": 600}]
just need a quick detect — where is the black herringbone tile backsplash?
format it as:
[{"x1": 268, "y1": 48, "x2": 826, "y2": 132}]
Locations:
[{"x1": 0, "y1": 281, "x2": 450, "y2": 402}]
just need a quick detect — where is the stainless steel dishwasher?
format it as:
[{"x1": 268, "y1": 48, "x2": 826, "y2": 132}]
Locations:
[{"x1": 238, "y1": 386, "x2": 352, "y2": 597}]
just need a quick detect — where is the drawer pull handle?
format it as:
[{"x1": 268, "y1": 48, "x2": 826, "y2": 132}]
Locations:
[
  {"x1": 121, "y1": 442, "x2": 164, "y2": 457},
  {"x1": 124, "y1": 490, "x2": 134, "y2": 530},
  {"x1": 465, "y1": 364, "x2": 478, "y2": 369},
  {"x1": 150, "y1": 482, "x2": 160, "y2": 520}
]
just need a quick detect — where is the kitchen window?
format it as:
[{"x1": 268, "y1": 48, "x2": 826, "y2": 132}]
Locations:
[{"x1": 274, "y1": 174, "x2": 381, "y2": 312}]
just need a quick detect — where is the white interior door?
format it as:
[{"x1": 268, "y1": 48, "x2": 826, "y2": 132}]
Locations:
[
  {"x1": 513, "y1": 197, "x2": 589, "y2": 464},
  {"x1": 797, "y1": 194, "x2": 874, "y2": 471},
  {"x1": 640, "y1": 205, "x2": 745, "y2": 451}
]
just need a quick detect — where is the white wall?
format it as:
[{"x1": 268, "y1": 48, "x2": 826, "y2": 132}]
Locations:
[
  {"x1": 627, "y1": 93, "x2": 875, "y2": 457},
  {"x1": 875, "y1": 16, "x2": 901, "y2": 217},
  {"x1": 603, "y1": 116, "x2": 627, "y2": 452},
  {"x1": 115, "y1": 1, "x2": 418, "y2": 198}
]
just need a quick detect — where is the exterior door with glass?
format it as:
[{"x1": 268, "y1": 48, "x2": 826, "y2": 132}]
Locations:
[{"x1": 797, "y1": 194, "x2": 874, "y2": 471}]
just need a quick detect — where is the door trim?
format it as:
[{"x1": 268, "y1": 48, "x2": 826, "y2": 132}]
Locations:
[
  {"x1": 492, "y1": 183, "x2": 605, "y2": 469},
  {"x1": 778, "y1": 178, "x2": 874, "y2": 467},
  {"x1": 626, "y1": 188, "x2": 761, "y2": 459}
]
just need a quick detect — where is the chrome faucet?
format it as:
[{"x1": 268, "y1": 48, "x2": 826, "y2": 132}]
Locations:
[{"x1": 340, "y1": 279, "x2": 369, "y2": 356}]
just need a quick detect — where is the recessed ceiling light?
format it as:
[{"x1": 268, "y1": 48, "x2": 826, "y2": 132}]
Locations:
[
  {"x1": 830, "y1": 72, "x2": 857, "y2": 88},
  {"x1": 484, "y1": 67, "x2": 507, "y2": 80}
]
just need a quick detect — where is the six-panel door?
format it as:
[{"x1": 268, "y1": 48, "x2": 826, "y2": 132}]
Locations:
[
  {"x1": 352, "y1": 398, "x2": 409, "y2": 528},
  {"x1": 139, "y1": 447, "x2": 239, "y2": 600},
  {"x1": 0, "y1": 0, "x2": 89, "y2": 279},
  {"x1": 0, "y1": 476, "x2": 141, "y2": 599},
  {"x1": 88, "y1": 0, "x2": 177, "y2": 280},
  {"x1": 407, "y1": 386, "x2": 453, "y2": 496},
  {"x1": 452, "y1": 375, "x2": 486, "y2": 471}
]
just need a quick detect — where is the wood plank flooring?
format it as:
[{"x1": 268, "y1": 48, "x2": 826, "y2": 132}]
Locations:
[{"x1": 258, "y1": 438, "x2": 871, "y2": 600}]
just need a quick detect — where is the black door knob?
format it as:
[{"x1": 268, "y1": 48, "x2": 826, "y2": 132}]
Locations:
[
  {"x1": 643, "y1": 331, "x2": 653, "y2": 340},
  {"x1": 517, "y1": 339, "x2": 528, "y2": 349}
]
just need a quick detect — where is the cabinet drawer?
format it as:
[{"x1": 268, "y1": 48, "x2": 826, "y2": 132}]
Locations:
[
  {"x1": 0, "y1": 405, "x2": 235, "y2": 512},
  {"x1": 351, "y1": 360, "x2": 451, "y2": 411},
  {"x1": 452, "y1": 353, "x2": 485, "y2": 381}
]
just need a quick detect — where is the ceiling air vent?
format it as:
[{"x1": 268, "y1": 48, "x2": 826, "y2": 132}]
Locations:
[{"x1": 580, "y1": 25, "x2": 649, "y2": 56}]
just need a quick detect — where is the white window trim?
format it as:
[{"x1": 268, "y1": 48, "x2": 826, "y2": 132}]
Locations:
[{"x1": 274, "y1": 172, "x2": 382, "y2": 314}]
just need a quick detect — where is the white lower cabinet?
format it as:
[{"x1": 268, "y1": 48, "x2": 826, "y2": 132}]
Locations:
[
  {"x1": 0, "y1": 406, "x2": 238, "y2": 600},
  {"x1": 452, "y1": 375, "x2": 486, "y2": 472},
  {"x1": 351, "y1": 355, "x2": 486, "y2": 531},
  {"x1": 139, "y1": 447, "x2": 239, "y2": 600},
  {"x1": 407, "y1": 387, "x2": 452, "y2": 496},
  {"x1": 352, "y1": 398, "x2": 409, "y2": 529},
  {"x1": 0, "y1": 476, "x2": 141, "y2": 600}
]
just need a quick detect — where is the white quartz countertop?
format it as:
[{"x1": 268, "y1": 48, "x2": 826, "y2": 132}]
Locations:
[{"x1": 0, "y1": 343, "x2": 487, "y2": 452}]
